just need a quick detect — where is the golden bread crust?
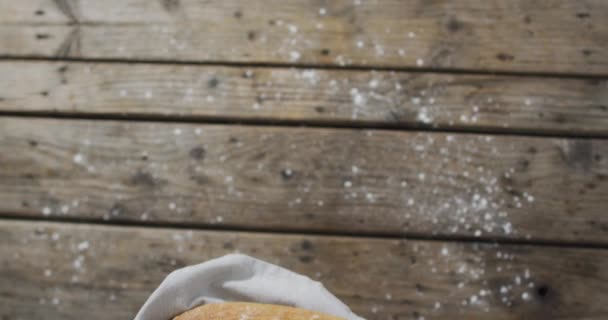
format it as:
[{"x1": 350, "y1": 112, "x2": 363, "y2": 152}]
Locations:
[{"x1": 172, "y1": 302, "x2": 345, "y2": 320}]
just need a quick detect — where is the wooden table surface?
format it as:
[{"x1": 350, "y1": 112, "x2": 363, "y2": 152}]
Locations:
[{"x1": 1, "y1": 1, "x2": 607, "y2": 319}]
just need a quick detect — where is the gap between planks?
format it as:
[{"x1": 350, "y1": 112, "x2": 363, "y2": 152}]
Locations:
[
  {"x1": 1, "y1": 112, "x2": 607, "y2": 140},
  {"x1": 2, "y1": 215, "x2": 608, "y2": 251},
  {"x1": 2, "y1": 56, "x2": 608, "y2": 80}
]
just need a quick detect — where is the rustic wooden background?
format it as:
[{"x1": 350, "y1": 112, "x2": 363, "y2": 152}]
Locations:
[{"x1": 1, "y1": 1, "x2": 607, "y2": 319}]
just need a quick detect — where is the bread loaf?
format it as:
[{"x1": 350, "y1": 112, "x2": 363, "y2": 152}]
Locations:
[{"x1": 173, "y1": 302, "x2": 345, "y2": 320}]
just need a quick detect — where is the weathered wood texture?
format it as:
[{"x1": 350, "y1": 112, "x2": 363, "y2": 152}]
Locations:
[
  {"x1": 2, "y1": 61, "x2": 607, "y2": 135},
  {"x1": 1, "y1": 117, "x2": 607, "y2": 244},
  {"x1": 2, "y1": 220, "x2": 608, "y2": 319},
  {"x1": 1, "y1": 0, "x2": 607, "y2": 74}
]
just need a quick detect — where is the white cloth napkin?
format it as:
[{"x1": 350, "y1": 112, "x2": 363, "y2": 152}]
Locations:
[{"x1": 134, "y1": 254, "x2": 365, "y2": 320}]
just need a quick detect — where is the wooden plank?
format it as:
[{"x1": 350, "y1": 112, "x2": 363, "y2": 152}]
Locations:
[
  {"x1": 1, "y1": 0, "x2": 607, "y2": 74},
  {"x1": 1, "y1": 117, "x2": 607, "y2": 244},
  {"x1": 2, "y1": 220, "x2": 608, "y2": 319},
  {"x1": 1, "y1": 61, "x2": 607, "y2": 135}
]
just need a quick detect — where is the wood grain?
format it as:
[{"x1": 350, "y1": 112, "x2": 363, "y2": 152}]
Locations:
[
  {"x1": 1, "y1": 0, "x2": 607, "y2": 74},
  {"x1": 1, "y1": 61, "x2": 607, "y2": 135},
  {"x1": 2, "y1": 220, "x2": 608, "y2": 320},
  {"x1": 0, "y1": 117, "x2": 607, "y2": 244}
]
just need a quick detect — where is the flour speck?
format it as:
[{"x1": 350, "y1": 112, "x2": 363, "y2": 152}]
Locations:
[
  {"x1": 77, "y1": 241, "x2": 89, "y2": 251},
  {"x1": 289, "y1": 51, "x2": 301, "y2": 62},
  {"x1": 42, "y1": 207, "x2": 52, "y2": 216},
  {"x1": 73, "y1": 153, "x2": 84, "y2": 164}
]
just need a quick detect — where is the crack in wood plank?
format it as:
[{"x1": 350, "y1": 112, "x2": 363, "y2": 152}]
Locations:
[
  {"x1": 55, "y1": 27, "x2": 81, "y2": 58},
  {"x1": 53, "y1": 0, "x2": 79, "y2": 24}
]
